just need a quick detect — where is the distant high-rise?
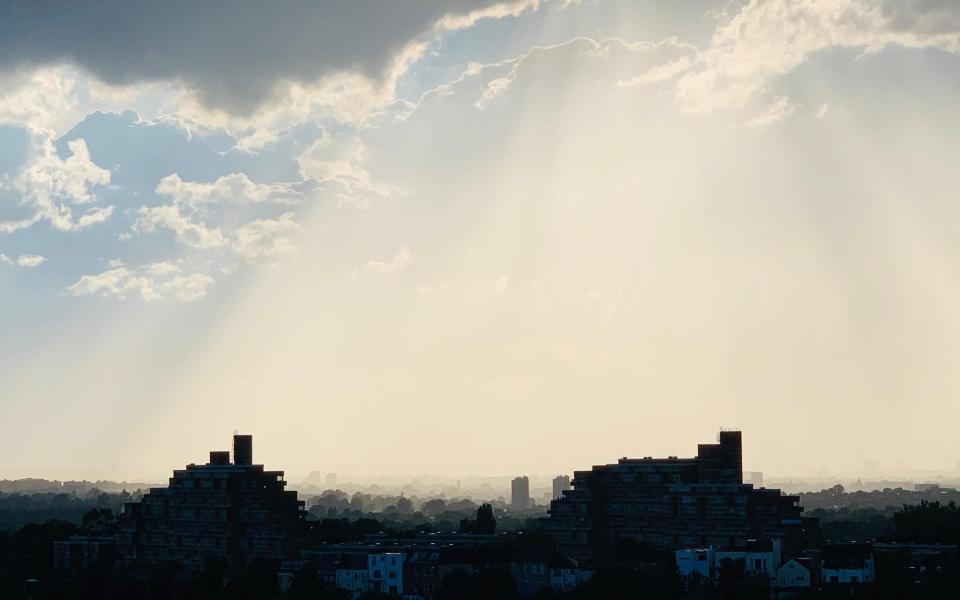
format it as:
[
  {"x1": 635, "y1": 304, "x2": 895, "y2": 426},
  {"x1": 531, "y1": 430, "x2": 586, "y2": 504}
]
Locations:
[
  {"x1": 511, "y1": 476, "x2": 530, "y2": 512},
  {"x1": 744, "y1": 471, "x2": 763, "y2": 488},
  {"x1": 325, "y1": 472, "x2": 338, "y2": 489},
  {"x1": 552, "y1": 475, "x2": 571, "y2": 500},
  {"x1": 117, "y1": 434, "x2": 304, "y2": 570}
]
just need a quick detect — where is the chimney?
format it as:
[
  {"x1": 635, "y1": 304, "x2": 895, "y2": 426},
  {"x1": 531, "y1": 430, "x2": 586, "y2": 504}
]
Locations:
[
  {"x1": 233, "y1": 434, "x2": 252, "y2": 465},
  {"x1": 209, "y1": 451, "x2": 230, "y2": 465}
]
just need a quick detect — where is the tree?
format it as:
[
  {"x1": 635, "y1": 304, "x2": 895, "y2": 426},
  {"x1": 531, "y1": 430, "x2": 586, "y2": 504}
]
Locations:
[
  {"x1": 80, "y1": 508, "x2": 115, "y2": 535},
  {"x1": 475, "y1": 504, "x2": 496, "y2": 535},
  {"x1": 459, "y1": 504, "x2": 496, "y2": 535}
]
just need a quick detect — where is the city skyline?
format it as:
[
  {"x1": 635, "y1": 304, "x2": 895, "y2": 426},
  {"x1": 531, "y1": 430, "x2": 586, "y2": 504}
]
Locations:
[{"x1": 3, "y1": 1, "x2": 960, "y2": 481}]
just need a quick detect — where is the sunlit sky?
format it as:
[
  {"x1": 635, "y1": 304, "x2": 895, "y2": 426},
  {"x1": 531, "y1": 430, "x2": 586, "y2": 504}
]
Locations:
[{"x1": 2, "y1": 0, "x2": 959, "y2": 482}]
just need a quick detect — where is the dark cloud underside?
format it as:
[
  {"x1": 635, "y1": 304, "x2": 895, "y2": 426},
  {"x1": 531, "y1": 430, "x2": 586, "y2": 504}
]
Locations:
[{"x1": 0, "y1": 0, "x2": 516, "y2": 114}]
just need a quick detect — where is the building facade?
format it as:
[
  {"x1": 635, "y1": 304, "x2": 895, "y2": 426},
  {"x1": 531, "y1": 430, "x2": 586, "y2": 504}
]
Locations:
[
  {"x1": 552, "y1": 475, "x2": 571, "y2": 500},
  {"x1": 549, "y1": 431, "x2": 806, "y2": 560},
  {"x1": 511, "y1": 476, "x2": 530, "y2": 512},
  {"x1": 117, "y1": 434, "x2": 305, "y2": 570}
]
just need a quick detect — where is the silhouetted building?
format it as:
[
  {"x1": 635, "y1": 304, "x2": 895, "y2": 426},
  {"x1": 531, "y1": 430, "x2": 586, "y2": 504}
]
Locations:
[
  {"x1": 511, "y1": 476, "x2": 530, "y2": 512},
  {"x1": 117, "y1": 434, "x2": 305, "y2": 570},
  {"x1": 553, "y1": 475, "x2": 571, "y2": 500},
  {"x1": 53, "y1": 536, "x2": 117, "y2": 574},
  {"x1": 549, "y1": 430, "x2": 807, "y2": 560},
  {"x1": 820, "y1": 544, "x2": 875, "y2": 585}
]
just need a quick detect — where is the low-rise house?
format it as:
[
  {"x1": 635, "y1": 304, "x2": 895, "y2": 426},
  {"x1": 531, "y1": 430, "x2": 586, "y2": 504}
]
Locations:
[
  {"x1": 676, "y1": 548, "x2": 714, "y2": 580},
  {"x1": 776, "y1": 557, "x2": 812, "y2": 591},
  {"x1": 404, "y1": 551, "x2": 441, "y2": 600},
  {"x1": 510, "y1": 546, "x2": 551, "y2": 598},
  {"x1": 335, "y1": 554, "x2": 370, "y2": 599},
  {"x1": 820, "y1": 544, "x2": 875, "y2": 585},
  {"x1": 369, "y1": 552, "x2": 405, "y2": 596},
  {"x1": 53, "y1": 536, "x2": 117, "y2": 574},
  {"x1": 716, "y1": 539, "x2": 781, "y2": 582},
  {"x1": 549, "y1": 555, "x2": 591, "y2": 593}
]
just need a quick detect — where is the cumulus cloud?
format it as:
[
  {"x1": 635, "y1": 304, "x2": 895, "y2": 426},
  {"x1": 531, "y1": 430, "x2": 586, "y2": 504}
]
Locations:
[
  {"x1": 353, "y1": 247, "x2": 412, "y2": 278},
  {"x1": 133, "y1": 172, "x2": 316, "y2": 253},
  {"x1": 68, "y1": 260, "x2": 215, "y2": 303},
  {"x1": 0, "y1": 137, "x2": 112, "y2": 233},
  {"x1": 155, "y1": 173, "x2": 310, "y2": 208},
  {"x1": 132, "y1": 203, "x2": 226, "y2": 250},
  {"x1": 15, "y1": 254, "x2": 46, "y2": 268},
  {"x1": 297, "y1": 135, "x2": 399, "y2": 208},
  {"x1": 745, "y1": 95, "x2": 797, "y2": 128},
  {"x1": 1, "y1": 253, "x2": 45, "y2": 268},
  {"x1": 397, "y1": 36, "x2": 697, "y2": 121},
  {"x1": 0, "y1": 0, "x2": 542, "y2": 116},
  {"x1": 674, "y1": 0, "x2": 960, "y2": 113},
  {"x1": 233, "y1": 214, "x2": 300, "y2": 262},
  {"x1": 0, "y1": 68, "x2": 78, "y2": 130}
]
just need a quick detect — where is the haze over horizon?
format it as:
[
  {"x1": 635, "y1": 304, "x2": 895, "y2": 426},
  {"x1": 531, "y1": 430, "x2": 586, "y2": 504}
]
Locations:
[{"x1": 3, "y1": 0, "x2": 960, "y2": 483}]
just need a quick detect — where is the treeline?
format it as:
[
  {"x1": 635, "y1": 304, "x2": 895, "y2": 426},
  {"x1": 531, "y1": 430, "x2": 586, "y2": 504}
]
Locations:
[
  {"x1": 0, "y1": 480, "x2": 155, "y2": 496},
  {"x1": 0, "y1": 491, "x2": 137, "y2": 532},
  {"x1": 799, "y1": 484, "x2": 960, "y2": 512},
  {"x1": 306, "y1": 491, "x2": 544, "y2": 533}
]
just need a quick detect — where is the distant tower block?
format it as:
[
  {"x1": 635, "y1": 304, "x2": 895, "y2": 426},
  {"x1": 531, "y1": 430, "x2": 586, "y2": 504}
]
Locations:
[
  {"x1": 233, "y1": 434, "x2": 253, "y2": 465},
  {"x1": 325, "y1": 473, "x2": 337, "y2": 488},
  {"x1": 553, "y1": 475, "x2": 571, "y2": 499},
  {"x1": 511, "y1": 476, "x2": 530, "y2": 511}
]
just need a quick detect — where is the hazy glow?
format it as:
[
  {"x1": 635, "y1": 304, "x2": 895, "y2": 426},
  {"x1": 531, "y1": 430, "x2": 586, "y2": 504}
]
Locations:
[{"x1": 1, "y1": 0, "x2": 959, "y2": 482}]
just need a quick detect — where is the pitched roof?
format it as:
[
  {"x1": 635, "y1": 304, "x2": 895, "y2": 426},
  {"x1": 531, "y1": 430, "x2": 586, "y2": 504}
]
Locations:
[{"x1": 821, "y1": 544, "x2": 873, "y2": 570}]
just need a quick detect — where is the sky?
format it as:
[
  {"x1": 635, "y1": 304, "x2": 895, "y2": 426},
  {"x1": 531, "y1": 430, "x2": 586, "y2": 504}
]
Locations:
[{"x1": 1, "y1": 0, "x2": 960, "y2": 482}]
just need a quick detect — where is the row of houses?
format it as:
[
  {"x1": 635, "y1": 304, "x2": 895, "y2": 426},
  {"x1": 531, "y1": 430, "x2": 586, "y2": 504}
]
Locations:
[
  {"x1": 676, "y1": 541, "x2": 877, "y2": 593},
  {"x1": 280, "y1": 544, "x2": 592, "y2": 599}
]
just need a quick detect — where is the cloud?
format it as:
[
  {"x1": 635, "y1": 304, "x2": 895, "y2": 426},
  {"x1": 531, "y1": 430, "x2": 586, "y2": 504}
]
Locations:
[
  {"x1": 0, "y1": 0, "x2": 542, "y2": 116},
  {"x1": 67, "y1": 260, "x2": 214, "y2": 303},
  {"x1": 15, "y1": 254, "x2": 46, "y2": 268},
  {"x1": 674, "y1": 0, "x2": 960, "y2": 113},
  {"x1": 463, "y1": 37, "x2": 697, "y2": 111},
  {"x1": 155, "y1": 173, "x2": 310, "y2": 208},
  {"x1": 0, "y1": 68, "x2": 78, "y2": 130},
  {"x1": 745, "y1": 95, "x2": 797, "y2": 128},
  {"x1": 297, "y1": 134, "x2": 399, "y2": 208},
  {"x1": 353, "y1": 247, "x2": 412, "y2": 278},
  {"x1": 0, "y1": 137, "x2": 112, "y2": 233},
  {"x1": 233, "y1": 213, "x2": 299, "y2": 262},
  {"x1": 132, "y1": 203, "x2": 226, "y2": 250},
  {"x1": 1, "y1": 253, "x2": 45, "y2": 268},
  {"x1": 133, "y1": 172, "x2": 315, "y2": 268}
]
